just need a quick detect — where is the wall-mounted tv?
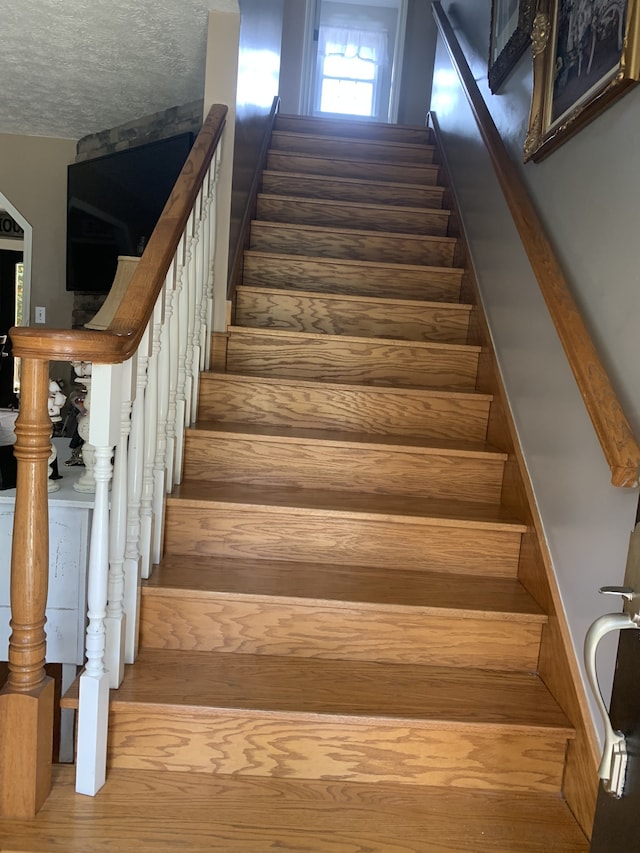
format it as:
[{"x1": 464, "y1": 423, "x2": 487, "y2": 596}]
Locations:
[{"x1": 66, "y1": 132, "x2": 194, "y2": 292}]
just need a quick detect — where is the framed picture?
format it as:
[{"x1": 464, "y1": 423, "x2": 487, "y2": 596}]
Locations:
[
  {"x1": 489, "y1": 0, "x2": 536, "y2": 92},
  {"x1": 524, "y1": 0, "x2": 640, "y2": 162}
]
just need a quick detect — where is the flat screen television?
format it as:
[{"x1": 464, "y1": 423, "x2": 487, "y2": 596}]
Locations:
[{"x1": 66, "y1": 132, "x2": 194, "y2": 292}]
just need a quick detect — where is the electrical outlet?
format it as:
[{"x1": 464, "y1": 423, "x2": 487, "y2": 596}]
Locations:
[{"x1": 35, "y1": 307, "x2": 46, "y2": 324}]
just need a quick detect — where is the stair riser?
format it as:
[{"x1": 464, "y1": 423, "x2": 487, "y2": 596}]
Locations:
[
  {"x1": 140, "y1": 595, "x2": 543, "y2": 671},
  {"x1": 261, "y1": 172, "x2": 446, "y2": 209},
  {"x1": 182, "y1": 433, "x2": 505, "y2": 503},
  {"x1": 235, "y1": 289, "x2": 471, "y2": 343},
  {"x1": 163, "y1": 504, "x2": 522, "y2": 576},
  {"x1": 198, "y1": 376, "x2": 491, "y2": 442},
  {"x1": 106, "y1": 709, "x2": 568, "y2": 793},
  {"x1": 250, "y1": 223, "x2": 456, "y2": 267},
  {"x1": 266, "y1": 151, "x2": 441, "y2": 185},
  {"x1": 256, "y1": 196, "x2": 450, "y2": 236},
  {"x1": 270, "y1": 133, "x2": 436, "y2": 165},
  {"x1": 223, "y1": 332, "x2": 479, "y2": 390},
  {"x1": 242, "y1": 253, "x2": 463, "y2": 302},
  {"x1": 274, "y1": 115, "x2": 433, "y2": 145}
]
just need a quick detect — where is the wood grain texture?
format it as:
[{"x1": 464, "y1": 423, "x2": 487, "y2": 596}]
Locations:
[
  {"x1": 270, "y1": 131, "x2": 437, "y2": 165},
  {"x1": 261, "y1": 170, "x2": 447, "y2": 208},
  {"x1": 163, "y1": 485, "x2": 524, "y2": 576},
  {"x1": 106, "y1": 708, "x2": 570, "y2": 792},
  {"x1": 0, "y1": 764, "x2": 589, "y2": 852},
  {"x1": 183, "y1": 422, "x2": 506, "y2": 503},
  {"x1": 235, "y1": 286, "x2": 472, "y2": 342},
  {"x1": 63, "y1": 650, "x2": 572, "y2": 729},
  {"x1": 145, "y1": 555, "x2": 544, "y2": 616},
  {"x1": 256, "y1": 194, "x2": 451, "y2": 236},
  {"x1": 197, "y1": 373, "x2": 492, "y2": 441},
  {"x1": 242, "y1": 251, "x2": 464, "y2": 301},
  {"x1": 223, "y1": 327, "x2": 480, "y2": 389},
  {"x1": 250, "y1": 221, "x2": 457, "y2": 267},
  {"x1": 276, "y1": 112, "x2": 434, "y2": 144},
  {"x1": 266, "y1": 150, "x2": 442, "y2": 185},
  {"x1": 432, "y1": 10, "x2": 640, "y2": 487},
  {"x1": 140, "y1": 565, "x2": 544, "y2": 670}
]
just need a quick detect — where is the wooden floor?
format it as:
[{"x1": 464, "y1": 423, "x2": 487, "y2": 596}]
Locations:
[{"x1": 0, "y1": 765, "x2": 588, "y2": 852}]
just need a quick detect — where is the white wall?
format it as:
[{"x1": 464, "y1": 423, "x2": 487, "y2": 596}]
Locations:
[
  {"x1": 0, "y1": 135, "x2": 76, "y2": 329},
  {"x1": 431, "y1": 1, "x2": 640, "y2": 730}
]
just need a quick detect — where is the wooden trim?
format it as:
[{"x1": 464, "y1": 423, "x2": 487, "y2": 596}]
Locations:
[
  {"x1": 432, "y1": 1, "x2": 640, "y2": 489},
  {"x1": 8, "y1": 103, "x2": 228, "y2": 365},
  {"x1": 431, "y1": 111, "x2": 599, "y2": 838},
  {"x1": 227, "y1": 96, "x2": 281, "y2": 304}
]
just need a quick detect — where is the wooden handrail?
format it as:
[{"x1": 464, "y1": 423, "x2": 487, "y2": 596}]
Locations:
[
  {"x1": 9, "y1": 103, "x2": 228, "y2": 364},
  {"x1": 432, "y1": 2, "x2": 640, "y2": 488}
]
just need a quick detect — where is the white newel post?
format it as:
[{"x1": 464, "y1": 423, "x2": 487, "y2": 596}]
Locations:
[
  {"x1": 75, "y1": 361, "x2": 122, "y2": 797},
  {"x1": 139, "y1": 296, "x2": 164, "y2": 579},
  {"x1": 104, "y1": 355, "x2": 136, "y2": 688},
  {"x1": 123, "y1": 327, "x2": 151, "y2": 662}
]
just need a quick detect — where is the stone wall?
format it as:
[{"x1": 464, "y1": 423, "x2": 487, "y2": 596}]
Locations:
[
  {"x1": 72, "y1": 100, "x2": 203, "y2": 327},
  {"x1": 75, "y1": 100, "x2": 203, "y2": 162}
]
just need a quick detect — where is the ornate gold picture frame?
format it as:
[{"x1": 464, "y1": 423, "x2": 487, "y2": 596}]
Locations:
[
  {"x1": 489, "y1": 0, "x2": 536, "y2": 93},
  {"x1": 525, "y1": 0, "x2": 640, "y2": 162}
]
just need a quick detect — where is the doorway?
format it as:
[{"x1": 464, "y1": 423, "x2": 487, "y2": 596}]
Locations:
[
  {"x1": 0, "y1": 250, "x2": 23, "y2": 407},
  {"x1": 303, "y1": 0, "x2": 407, "y2": 123}
]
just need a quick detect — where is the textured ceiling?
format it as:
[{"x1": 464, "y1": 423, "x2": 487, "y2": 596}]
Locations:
[{"x1": 1, "y1": 0, "x2": 237, "y2": 140}]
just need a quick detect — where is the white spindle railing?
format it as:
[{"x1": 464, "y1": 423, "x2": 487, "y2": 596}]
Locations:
[{"x1": 70, "y1": 112, "x2": 227, "y2": 797}]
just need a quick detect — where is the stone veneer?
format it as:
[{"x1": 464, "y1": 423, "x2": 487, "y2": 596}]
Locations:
[{"x1": 72, "y1": 100, "x2": 203, "y2": 327}]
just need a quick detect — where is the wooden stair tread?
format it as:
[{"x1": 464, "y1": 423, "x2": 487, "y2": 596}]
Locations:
[
  {"x1": 257, "y1": 192, "x2": 450, "y2": 218},
  {"x1": 236, "y1": 284, "x2": 472, "y2": 312},
  {"x1": 0, "y1": 765, "x2": 588, "y2": 852},
  {"x1": 63, "y1": 649, "x2": 572, "y2": 734},
  {"x1": 262, "y1": 168, "x2": 447, "y2": 196},
  {"x1": 244, "y1": 249, "x2": 463, "y2": 275},
  {"x1": 206, "y1": 370, "x2": 493, "y2": 399},
  {"x1": 269, "y1": 133, "x2": 437, "y2": 165},
  {"x1": 251, "y1": 219, "x2": 457, "y2": 246},
  {"x1": 190, "y1": 419, "x2": 507, "y2": 459},
  {"x1": 226, "y1": 324, "x2": 480, "y2": 353},
  {"x1": 143, "y1": 555, "x2": 545, "y2": 620},
  {"x1": 168, "y1": 480, "x2": 527, "y2": 532}
]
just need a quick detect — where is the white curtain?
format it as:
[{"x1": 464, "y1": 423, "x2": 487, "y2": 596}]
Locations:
[{"x1": 318, "y1": 26, "x2": 388, "y2": 68}]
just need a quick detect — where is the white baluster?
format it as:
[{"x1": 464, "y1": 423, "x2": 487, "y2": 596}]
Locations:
[
  {"x1": 183, "y1": 211, "x2": 197, "y2": 428},
  {"x1": 152, "y1": 264, "x2": 174, "y2": 564},
  {"x1": 75, "y1": 362, "x2": 122, "y2": 797},
  {"x1": 199, "y1": 170, "x2": 212, "y2": 373},
  {"x1": 123, "y1": 327, "x2": 151, "y2": 663},
  {"x1": 204, "y1": 161, "x2": 219, "y2": 370},
  {"x1": 139, "y1": 296, "x2": 164, "y2": 579},
  {"x1": 166, "y1": 239, "x2": 185, "y2": 492},
  {"x1": 104, "y1": 356, "x2": 136, "y2": 688},
  {"x1": 174, "y1": 225, "x2": 191, "y2": 485},
  {"x1": 189, "y1": 189, "x2": 206, "y2": 419}
]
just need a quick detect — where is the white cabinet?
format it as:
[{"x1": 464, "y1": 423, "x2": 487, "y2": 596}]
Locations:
[{"x1": 0, "y1": 439, "x2": 93, "y2": 666}]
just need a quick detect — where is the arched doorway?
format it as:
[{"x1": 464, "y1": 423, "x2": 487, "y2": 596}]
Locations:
[{"x1": 0, "y1": 194, "x2": 32, "y2": 406}]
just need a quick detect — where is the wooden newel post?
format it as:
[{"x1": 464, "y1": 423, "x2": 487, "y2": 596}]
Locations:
[{"x1": 0, "y1": 357, "x2": 54, "y2": 817}]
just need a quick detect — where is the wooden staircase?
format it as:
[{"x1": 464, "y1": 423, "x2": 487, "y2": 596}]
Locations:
[{"x1": 56, "y1": 115, "x2": 589, "y2": 851}]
